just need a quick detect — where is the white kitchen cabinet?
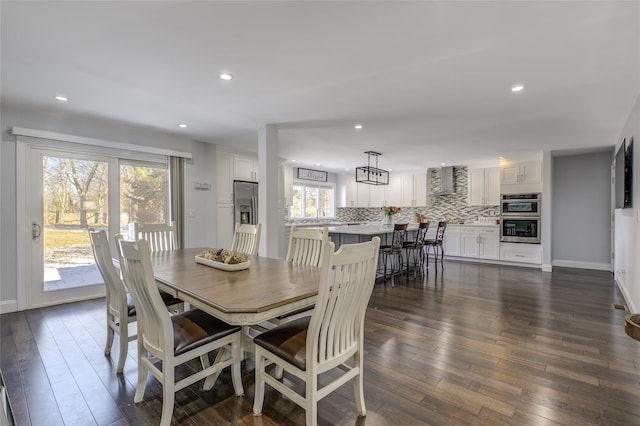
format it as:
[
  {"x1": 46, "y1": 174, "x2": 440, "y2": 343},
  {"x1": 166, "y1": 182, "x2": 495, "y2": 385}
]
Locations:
[
  {"x1": 443, "y1": 224, "x2": 461, "y2": 256},
  {"x1": 216, "y1": 151, "x2": 234, "y2": 204},
  {"x1": 216, "y1": 204, "x2": 234, "y2": 248},
  {"x1": 460, "y1": 226, "x2": 500, "y2": 260},
  {"x1": 345, "y1": 175, "x2": 357, "y2": 207},
  {"x1": 468, "y1": 167, "x2": 500, "y2": 206},
  {"x1": 385, "y1": 176, "x2": 403, "y2": 206},
  {"x1": 501, "y1": 161, "x2": 541, "y2": 185},
  {"x1": 402, "y1": 175, "x2": 415, "y2": 207},
  {"x1": 369, "y1": 184, "x2": 385, "y2": 208},
  {"x1": 357, "y1": 183, "x2": 370, "y2": 207},
  {"x1": 414, "y1": 173, "x2": 427, "y2": 206},
  {"x1": 500, "y1": 242, "x2": 542, "y2": 264},
  {"x1": 234, "y1": 155, "x2": 259, "y2": 181}
]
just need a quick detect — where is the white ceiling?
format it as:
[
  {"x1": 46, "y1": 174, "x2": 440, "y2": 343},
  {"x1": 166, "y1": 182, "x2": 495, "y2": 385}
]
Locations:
[{"x1": 2, "y1": 1, "x2": 639, "y2": 173}]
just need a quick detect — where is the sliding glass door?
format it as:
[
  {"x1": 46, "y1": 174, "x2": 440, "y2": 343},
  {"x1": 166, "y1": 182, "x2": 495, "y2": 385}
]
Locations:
[{"x1": 24, "y1": 145, "x2": 169, "y2": 309}]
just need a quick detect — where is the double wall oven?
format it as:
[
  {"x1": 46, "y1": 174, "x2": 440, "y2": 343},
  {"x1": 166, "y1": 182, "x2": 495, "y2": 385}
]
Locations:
[{"x1": 500, "y1": 193, "x2": 541, "y2": 244}]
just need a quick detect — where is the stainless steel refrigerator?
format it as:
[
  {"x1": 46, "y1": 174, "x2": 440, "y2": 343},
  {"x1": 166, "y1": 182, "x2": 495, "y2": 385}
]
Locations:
[{"x1": 233, "y1": 180, "x2": 258, "y2": 225}]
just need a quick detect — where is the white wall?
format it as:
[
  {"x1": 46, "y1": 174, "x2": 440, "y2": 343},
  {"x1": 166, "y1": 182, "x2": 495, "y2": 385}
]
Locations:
[
  {"x1": 615, "y1": 94, "x2": 640, "y2": 312},
  {"x1": 552, "y1": 151, "x2": 613, "y2": 270},
  {"x1": 0, "y1": 105, "x2": 218, "y2": 312}
]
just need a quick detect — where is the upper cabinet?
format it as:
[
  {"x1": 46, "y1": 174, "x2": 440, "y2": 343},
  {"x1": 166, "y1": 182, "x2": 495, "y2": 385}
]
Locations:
[
  {"x1": 385, "y1": 176, "x2": 403, "y2": 206},
  {"x1": 216, "y1": 151, "x2": 234, "y2": 204},
  {"x1": 468, "y1": 167, "x2": 500, "y2": 206},
  {"x1": 234, "y1": 156, "x2": 259, "y2": 181},
  {"x1": 343, "y1": 172, "x2": 427, "y2": 208},
  {"x1": 500, "y1": 161, "x2": 542, "y2": 194}
]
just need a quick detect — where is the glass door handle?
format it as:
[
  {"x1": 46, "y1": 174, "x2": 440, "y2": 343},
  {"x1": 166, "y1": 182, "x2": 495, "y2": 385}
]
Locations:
[{"x1": 32, "y1": 222, "x2": 41, "y2": 240}]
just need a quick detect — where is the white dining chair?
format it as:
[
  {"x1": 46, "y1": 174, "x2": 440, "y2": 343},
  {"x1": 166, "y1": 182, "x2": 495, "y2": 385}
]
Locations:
[
  {"x1": 266, "y1": 225, "x2": 329, "y2": 379},
  {"x1": 88, "y1": 229, "x2": 183, "y2": 373},
  {"x1": 253, "y1": 237, "x2": 381, "y2": 426},
  {"x1": 271, "y1": 225, "x2": 329, "y2": 325},
  {"x1": 117, "y1": 237, "x2": 244, "y2": 426},
  {"x1": 231, "y1": 223, "x2": 261, "y2": 255},
  {"x1": 134, "y1": 222, "x2": 177, "y2": 252}
]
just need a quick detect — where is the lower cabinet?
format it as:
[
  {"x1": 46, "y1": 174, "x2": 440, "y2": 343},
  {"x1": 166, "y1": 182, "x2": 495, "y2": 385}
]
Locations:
[
  {"x1": 500, "y1": 242, "x2": 542, "y2": 264},
  {"x1": 460, "y1": 226, "x2": 500, "y2": 260},
  {"x1": 216, "y1": 204, "x2": 234, "y2": 249},
  {"x1": 443, "y1": 225, "x2": 461, "y2": 256}
]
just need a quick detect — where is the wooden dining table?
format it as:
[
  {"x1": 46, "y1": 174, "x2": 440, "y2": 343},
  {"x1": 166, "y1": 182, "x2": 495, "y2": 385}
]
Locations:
[{"x1": 149, "y1": 248, "x2": 321, "y2": 326}]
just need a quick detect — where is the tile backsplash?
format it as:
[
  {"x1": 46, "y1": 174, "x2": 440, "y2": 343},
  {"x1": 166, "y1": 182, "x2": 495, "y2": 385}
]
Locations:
[{"x1": 336, "y1": 167, "x2": 499, "y2": 224}]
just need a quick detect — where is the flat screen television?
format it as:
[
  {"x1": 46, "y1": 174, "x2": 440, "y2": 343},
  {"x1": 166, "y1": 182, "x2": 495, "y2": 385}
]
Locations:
[{"x1": 615, "y1": 137, "x2": 633, "y2": 209}]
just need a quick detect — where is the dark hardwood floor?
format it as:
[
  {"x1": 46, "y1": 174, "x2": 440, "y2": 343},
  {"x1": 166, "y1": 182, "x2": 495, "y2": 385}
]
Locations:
[{"x1": 2, "y1": 261, "x2": 640, "y2": 425}]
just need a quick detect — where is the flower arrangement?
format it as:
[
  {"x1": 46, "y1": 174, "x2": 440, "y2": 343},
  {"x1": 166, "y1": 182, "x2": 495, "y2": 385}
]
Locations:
[
  {"x1": 382, "y1": 205, "x2": 401, "y2": 224},
  {"x1": 382, "y1": 206, "x2": 401, "y2": 217}
]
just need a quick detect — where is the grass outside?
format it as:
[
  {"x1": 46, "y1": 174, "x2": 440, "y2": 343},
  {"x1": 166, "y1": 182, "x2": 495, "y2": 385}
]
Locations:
[{"x1": 44, "y1": 227, "x2": 92, "y2": 249}]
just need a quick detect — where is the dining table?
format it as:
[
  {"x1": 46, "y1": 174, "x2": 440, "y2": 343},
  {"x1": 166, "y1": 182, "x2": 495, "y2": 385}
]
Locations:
[{"x1": 149, "y1": 247, "x2": 321, "y2": 326}]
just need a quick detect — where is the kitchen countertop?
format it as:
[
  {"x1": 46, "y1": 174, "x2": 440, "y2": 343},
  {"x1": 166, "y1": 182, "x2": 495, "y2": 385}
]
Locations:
[
  {"x1": 327, "y1": 224, "x2": 421, "y2": 235},
  {"x1": 286, "y1": 221, "x2": 499, "y2": 230}
]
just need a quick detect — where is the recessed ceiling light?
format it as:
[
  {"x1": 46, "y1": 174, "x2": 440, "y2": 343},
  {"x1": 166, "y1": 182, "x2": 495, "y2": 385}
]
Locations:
[
  {"x1": 219, "y1": 73, "x2": 232, "y2": 80},
  {"x1": 291, "y1": 159, "x2": 297, "y2": 163},
  {"x1": 345, "y1": 168, "x2": 350, "y2": 171},
  {"x1": 441, "y1": 162, "x2": 446, "y2": 166},
  {"x1": 55, "y1": 95, "x2": 68, "y2": 101},
  {"x1": 511, "y1": 84, "x2": 525, "y2": 92},
  {"x1": 178, "y1": 124, "x2": 187, "y2": 128},
  {"x1": 354, "y1": 124, "x2": 363, "y2": 129},
  {"x1": 316, "y1": 164, "x2": 321, "y2": 166}
]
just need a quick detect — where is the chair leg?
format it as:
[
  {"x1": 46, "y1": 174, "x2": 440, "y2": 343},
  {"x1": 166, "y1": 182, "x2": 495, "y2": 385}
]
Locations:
[
  {"x1": 305, "y1": 374, "x2": 318, "y2": 426},
  {"x1": 134, "y1": 341, "x2": 148, "y2": 403},
  {"x1": 354, "y1": 352, "x2": 366, "y2": 417},
  {"x1": 160, "y1": 365, "x2": 175, "y2": 426},
  {"x1": 253, "y1": 350, "x2": 266, "y2": 416},
  {"x1": 104, "y1": 316, "x2": 114, "y2": 355},
  {"x1": 116, "y1": 320, "x2": 128, "y2": 373}
]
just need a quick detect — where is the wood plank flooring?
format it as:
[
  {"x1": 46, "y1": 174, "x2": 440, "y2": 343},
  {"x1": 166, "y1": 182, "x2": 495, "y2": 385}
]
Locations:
[{"x1": 2, "y1": 261, "x2": 640, "y2": 425}]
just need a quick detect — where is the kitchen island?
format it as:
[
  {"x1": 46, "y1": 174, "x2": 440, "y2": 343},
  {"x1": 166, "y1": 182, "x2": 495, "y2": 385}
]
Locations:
[{"x1": 327, "y1": 223, "x2": 421, "y2": 249}]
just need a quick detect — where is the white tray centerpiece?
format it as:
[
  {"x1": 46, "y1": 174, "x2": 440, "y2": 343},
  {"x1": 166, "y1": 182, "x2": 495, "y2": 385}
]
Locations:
[{"x1": 195, "y1": 248, "x2": 250, "y2": 271}]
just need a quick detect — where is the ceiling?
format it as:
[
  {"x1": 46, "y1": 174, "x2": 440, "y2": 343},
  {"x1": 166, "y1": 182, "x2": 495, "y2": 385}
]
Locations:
[{"x1": 2, "y1": 1, "x2": 639, "y2": 173}]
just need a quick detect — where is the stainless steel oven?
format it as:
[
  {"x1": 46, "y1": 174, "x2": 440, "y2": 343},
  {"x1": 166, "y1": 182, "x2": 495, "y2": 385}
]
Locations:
[
  {"x1": 501, "y1": 193, "x2": 541, "y2": 216},
  {"x1": 501, "y1": 217, "x2": 541, "y2": 243}
]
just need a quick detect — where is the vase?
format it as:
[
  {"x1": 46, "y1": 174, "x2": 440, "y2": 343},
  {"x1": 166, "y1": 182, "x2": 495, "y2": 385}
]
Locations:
[{"x1": 385, "y1": 215, "x2": 392, "y2": 225}]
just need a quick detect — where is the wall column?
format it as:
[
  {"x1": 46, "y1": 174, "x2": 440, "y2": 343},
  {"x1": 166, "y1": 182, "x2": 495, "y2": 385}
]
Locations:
[{"x1": 258, "y1": 124, "x2": 280, "y2": 258}]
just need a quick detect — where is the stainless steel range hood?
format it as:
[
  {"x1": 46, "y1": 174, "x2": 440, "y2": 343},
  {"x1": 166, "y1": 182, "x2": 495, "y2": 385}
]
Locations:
[{"x1": 438, "y1": 166, "x2": 456, "y2": 194}]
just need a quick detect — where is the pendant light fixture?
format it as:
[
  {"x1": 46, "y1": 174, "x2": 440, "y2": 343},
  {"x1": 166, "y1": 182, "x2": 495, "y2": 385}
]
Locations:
[{"x1": 356, "y1": 151, "x2": 389, "y2": 185}]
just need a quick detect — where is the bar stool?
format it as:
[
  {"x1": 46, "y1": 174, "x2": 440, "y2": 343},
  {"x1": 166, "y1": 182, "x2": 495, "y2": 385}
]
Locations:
[
  {"x1": 403, "y1": 222, "x2": 429, "y2": 277},
  {"x1": 379, "y1": 223, "x2": 408, "y2": 287},
  {"x1": 424, "y1": 221, "x2": 447, "y2": 269}
]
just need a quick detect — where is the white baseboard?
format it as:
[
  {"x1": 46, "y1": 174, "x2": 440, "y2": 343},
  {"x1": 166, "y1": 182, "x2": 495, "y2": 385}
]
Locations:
[
  {"x1": 616, "y1": 276, "x2": 637, "y2": 313},
  {"x1": 542, "y1": 264, "x2": 552, "y2": 272},
  {"x1": 0, "y1": 299, "x2": 18, "y2": 314},
  {"x1": 552, "y1": 259, "x2": 612, "y2": 271}
]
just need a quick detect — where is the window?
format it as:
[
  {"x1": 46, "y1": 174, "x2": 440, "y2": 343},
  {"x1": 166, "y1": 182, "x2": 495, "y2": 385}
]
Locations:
[
  {"x1": 120, "y1": 160, "x2": 169, "y2": 237},
  {"x1": 291, "y1": 182, "x2": 335, "y2": 218}
]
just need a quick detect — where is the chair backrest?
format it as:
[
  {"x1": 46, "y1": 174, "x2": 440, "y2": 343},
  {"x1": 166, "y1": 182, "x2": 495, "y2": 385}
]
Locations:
[
  {"x1": 307, "y1": 237, "x2": 381, "y2": 370},
  {"x1": 415, "y1": 222, "x2": 430, "y2": 245},
  {"x1": 435, "y1": 221, "x2": 447, "y2": 242},
  {"x1": 88, "y1": 229, "x2": 128, "y2": 315},
  {"x1": 231, "y1": 223, "x2": 262, "y2": 255},
  {"x1": 391, "y1": 223, "x2": 408, "y2": 249},
  {"x1": 117, "y1": 237, "x2": 173, "y2": 355},
  {"x1": 285, "y1": 225, "x2": 329, "y2": 267},
  {"x1": 134, "y1": 222, "x2": 177, "y2": 252}
]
